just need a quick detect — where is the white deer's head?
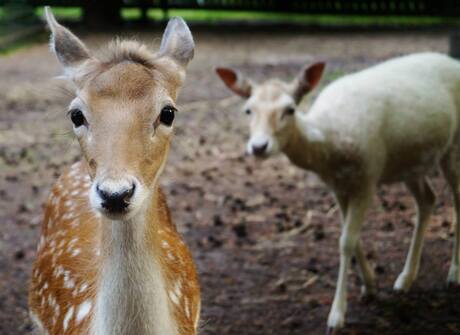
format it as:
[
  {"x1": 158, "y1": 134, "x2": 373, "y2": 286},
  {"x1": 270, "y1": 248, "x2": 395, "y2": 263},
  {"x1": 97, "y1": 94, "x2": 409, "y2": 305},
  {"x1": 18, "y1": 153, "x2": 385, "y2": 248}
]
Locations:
[{"x1": 216, "y1": 62, "x2": 325, "y2": 157}]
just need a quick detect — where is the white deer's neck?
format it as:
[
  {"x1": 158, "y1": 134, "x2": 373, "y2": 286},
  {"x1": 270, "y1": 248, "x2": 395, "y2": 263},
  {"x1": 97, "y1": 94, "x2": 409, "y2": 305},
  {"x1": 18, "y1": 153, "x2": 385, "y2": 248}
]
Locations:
[
  {"x1": 283, "y1": 113, "x2": 329, "y2": 171},
  {"x1": 91, "y1": 198, "x2": 178, "y2": 335}
]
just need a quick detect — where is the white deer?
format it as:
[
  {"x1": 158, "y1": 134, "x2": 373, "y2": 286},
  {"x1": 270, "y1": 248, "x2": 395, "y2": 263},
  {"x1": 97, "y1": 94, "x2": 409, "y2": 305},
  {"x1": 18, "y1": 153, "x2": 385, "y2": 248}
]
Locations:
[
  {"x1": 29, "y1": 7, "x2": 200, "y2": 335},
  {"x1": 216, "y1": 53, "x2": 460, "y2": 332}
]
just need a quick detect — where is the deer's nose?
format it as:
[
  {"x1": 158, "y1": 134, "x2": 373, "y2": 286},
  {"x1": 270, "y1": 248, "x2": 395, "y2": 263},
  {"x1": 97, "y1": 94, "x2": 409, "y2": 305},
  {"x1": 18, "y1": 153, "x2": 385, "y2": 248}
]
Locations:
[
  {"x1": 252, "y1": 142, "x2": 268, "y2": 156},
  {"x1": 96, "y1": 183, "x2": 135, "y2": 213}
]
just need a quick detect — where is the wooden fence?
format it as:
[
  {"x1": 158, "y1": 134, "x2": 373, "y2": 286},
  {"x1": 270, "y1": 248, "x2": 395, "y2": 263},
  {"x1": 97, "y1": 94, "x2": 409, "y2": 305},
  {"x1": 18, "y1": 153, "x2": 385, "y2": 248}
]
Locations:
[{"x1": 1, "y1": 0, "x2": 460, "y2": 17}]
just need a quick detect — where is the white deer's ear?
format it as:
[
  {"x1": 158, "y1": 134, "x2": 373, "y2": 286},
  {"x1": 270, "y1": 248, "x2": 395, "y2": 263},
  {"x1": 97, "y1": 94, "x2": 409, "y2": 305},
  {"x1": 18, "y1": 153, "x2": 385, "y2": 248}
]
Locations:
[
  {"x1": 291, "y1": 62, "x2": 325, "y2": 103},
  {"x1": 44, "y1": 7, "x2": 90, "y2": 73},
  {"x1": 159, "y1": 17, "x2": 194, "y2": 67},
  {"x1": 215, "y1": 67, "x2": 253, "y2": 98}
]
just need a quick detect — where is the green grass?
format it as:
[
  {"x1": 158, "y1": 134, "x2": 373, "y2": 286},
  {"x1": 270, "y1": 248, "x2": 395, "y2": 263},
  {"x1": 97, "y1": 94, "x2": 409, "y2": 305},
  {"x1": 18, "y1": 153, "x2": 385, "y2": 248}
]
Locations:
[
  {"x1": 34, "y1": 7, "x2": 82, "y2": 21},
  {"x1": 2, "y1": 5, "x2": 460, "y2": 56},
  {"x1": 135, "y1": 8, "x2": 460, "y2": 26},
  {"x1": 2, "y1": 6, "x2": 460, "y2": 26}
]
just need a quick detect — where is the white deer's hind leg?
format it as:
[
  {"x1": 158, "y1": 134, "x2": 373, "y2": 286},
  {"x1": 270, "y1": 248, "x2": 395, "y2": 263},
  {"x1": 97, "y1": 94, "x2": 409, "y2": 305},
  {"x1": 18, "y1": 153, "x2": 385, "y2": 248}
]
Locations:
[
  {"x1": 327, "y1": 188, "x2": 373, "y2": 331},
  {"x1": 394, "y1": 178, "x2": 435, "y2": 292},
  {"x1": 447, "y1": 188, "x2": 460, "y2": 285},
  {"x1": 354, "y1": 241, "x2": 376, "y2": 296},
  {"x1": 441, "y1": 153, "x2": 460, "y2": 285},
  {"x1": 335, "y1": 193, "x2": 376, "y2": 297}
]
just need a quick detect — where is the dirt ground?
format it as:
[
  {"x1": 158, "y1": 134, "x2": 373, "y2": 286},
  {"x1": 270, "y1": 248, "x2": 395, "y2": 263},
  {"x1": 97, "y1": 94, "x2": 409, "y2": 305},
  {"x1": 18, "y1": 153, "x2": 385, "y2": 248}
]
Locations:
[{"x1": 2, "y1": 26, "x2": 460, "y2": 335}]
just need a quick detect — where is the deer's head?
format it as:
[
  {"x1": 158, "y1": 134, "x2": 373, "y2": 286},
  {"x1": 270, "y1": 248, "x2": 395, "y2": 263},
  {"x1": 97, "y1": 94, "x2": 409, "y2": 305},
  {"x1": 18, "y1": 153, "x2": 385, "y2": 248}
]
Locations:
[
  {"x1": 45, "y1": 8, "x2": 194, "y2": 220},
  {"x1": 215, "y1": 63, "x2": 325, "y2": 158}
]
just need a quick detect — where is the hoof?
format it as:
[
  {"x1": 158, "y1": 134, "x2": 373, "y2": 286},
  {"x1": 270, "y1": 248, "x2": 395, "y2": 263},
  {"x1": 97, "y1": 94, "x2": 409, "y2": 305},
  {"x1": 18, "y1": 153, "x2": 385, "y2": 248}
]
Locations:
[
  {"x1": 447, "y1": 265, "x2": 460, "y2": 286},
  {"x1": 393, "y1": 273, "x2": 413, "y2": 292},
  {"x1": 360, "y1": 291, "x2": 376, "y2": 304},
  {"x1": 447, "y1": 281, "x2": 460, "y2": 290},
  {"x1": 360, "y1": 284, "x2": 376, "y2": 300},
  {"x1": 326, "y1": 327, "x2": 339, "y2": 335},
  {"x1": 327, "y1": 309, "x2": 344, "y2": 334}
]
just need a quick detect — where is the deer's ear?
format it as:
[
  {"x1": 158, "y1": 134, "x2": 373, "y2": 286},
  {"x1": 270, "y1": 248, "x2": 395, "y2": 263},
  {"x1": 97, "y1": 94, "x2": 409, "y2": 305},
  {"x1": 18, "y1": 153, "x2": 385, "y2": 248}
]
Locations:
[
  {"x1": 44, "y1": 7, "x2": 91, "y2": 73},
  {"x1": 292, "y1": 62, "x2": 325, "y2": 103},
  {"x1": 159, "y1": 17, "x2": 194, "y2": 67},
  {"x1": 215, "y1": 67, "x2": 253, "y2": 98}
]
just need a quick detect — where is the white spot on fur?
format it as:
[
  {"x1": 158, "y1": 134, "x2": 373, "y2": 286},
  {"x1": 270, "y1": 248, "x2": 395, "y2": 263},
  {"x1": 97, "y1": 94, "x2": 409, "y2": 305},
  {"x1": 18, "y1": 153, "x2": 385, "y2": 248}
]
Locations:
[
  {"x1": 184, "y1": 297, "x2": 191, "y2": 319},
  {"x1": 169, "y1": 291, "x2": 179, "y2": 305},
  {"x1": 174, "y1": 281, "x2": 182, "y2": 299},
  {"x1": 76, "y1": 300, "x2": 92, "y2": 323},
  {"x1": 79, "y1": 283, "x2": 89, "y2": 293},
  {"x1": 63, "y1": 306, "x2": 74, "y2": 331},
  {"x1": 71, "y1": 248, "x2": 81, "y2": 257}
]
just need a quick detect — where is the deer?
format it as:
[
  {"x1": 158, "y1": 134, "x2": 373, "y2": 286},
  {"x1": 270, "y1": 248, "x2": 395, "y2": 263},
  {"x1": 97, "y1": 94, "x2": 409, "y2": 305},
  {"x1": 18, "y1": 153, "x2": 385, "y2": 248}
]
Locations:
[
  {"x1": 216, "y1": 52, "x2": 460, "y2": 333},
  {"x1": 28, "y1": 7, "x2": 200, "y2": 335}
]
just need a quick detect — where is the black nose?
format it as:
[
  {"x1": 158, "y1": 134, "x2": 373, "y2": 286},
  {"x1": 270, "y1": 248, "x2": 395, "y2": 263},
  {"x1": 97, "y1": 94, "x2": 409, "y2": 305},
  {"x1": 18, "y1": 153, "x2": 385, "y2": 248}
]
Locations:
[
  {"x1": 252, "y1": 142, "x2": 268, "y2": 156},
  {"x1": 97, "y1": 184, "x2": 135, "y2": 213}
]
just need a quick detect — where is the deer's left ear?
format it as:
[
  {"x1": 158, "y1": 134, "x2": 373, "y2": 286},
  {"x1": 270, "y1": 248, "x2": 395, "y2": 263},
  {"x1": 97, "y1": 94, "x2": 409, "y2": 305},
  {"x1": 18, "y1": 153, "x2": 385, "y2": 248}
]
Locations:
[
  {"x1": 44, "y1": 7, "x2": 91, "y2": 73},
  {"x1": 291, "y1": 62, "x2": 325, "y2": 103},
  {"x1": 159, "y1": 17, "x2": 194, "y2": 67}
]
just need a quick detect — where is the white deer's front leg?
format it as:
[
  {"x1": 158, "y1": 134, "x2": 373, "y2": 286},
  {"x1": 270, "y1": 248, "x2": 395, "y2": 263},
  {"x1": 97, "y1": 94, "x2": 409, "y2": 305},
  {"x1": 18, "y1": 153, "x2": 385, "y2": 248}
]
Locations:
[
  {"x1": 327, "y1": 190, "x2": 372, "y2": 332},
  {"x1": 335, "y1": 193, "x2": 375, "y2": 297}
]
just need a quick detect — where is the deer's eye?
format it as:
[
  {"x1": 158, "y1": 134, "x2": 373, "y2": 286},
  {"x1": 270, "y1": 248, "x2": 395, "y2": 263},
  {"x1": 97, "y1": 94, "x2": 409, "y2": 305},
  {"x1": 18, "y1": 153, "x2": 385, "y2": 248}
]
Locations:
[
  {"x1": 158, "y1": 105, "x2": 176, "y2": 127},
  {"x1": 245, "y1": 109, "x2": 251, "y2": 115},
  {"x1": 284, "y1": 107, "x2": 295, "y2": 116},
  {"x1": 69, "y1": 109, "x2": 86, "y2": 128}
]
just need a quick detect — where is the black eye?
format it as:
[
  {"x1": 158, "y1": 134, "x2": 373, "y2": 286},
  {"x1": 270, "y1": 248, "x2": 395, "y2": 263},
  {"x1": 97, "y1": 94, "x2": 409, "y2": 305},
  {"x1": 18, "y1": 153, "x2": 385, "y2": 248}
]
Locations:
[
  {"x1": 159, "y1": 106, "x2": 176, "y2": 127},
  {"x1": 245, "y1": 109, "x2": 251, "y2": 115},
  {"x1": 70, "y1": 109, "x2": 86, "y2": 128},
  {"x1": 285, "y1": 107, "x2": 295, "y2": 116}
]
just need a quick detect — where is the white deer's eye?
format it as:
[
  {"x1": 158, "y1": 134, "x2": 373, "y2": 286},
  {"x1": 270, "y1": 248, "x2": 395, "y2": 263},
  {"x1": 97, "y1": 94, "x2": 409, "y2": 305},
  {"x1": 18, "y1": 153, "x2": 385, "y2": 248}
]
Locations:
[
  {"x1": 69, "y1": 109, "x2": 87, "y2": 128},
  {"x1": 245, "y1": 109, "x2": 251, "y2": 115},
  {"x1": 284, "y1": 107, "x2": 295, "y2": 116}
]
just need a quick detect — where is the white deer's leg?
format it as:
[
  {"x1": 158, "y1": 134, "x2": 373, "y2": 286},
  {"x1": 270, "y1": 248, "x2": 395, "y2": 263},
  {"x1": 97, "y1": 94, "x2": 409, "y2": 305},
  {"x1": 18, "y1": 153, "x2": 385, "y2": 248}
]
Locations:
[
  {"x1": 354, "y1": 240, "x2": 376, "y2": 296},
  {"x1": 327, "y1": 189, "x2": 373, "y2": 331},
  {"x1": 335, "y1": 193, "x2": 375, "y2": 297},
  {"x1": 394, "y1": 178, "x2": 434, "y2": 292},
  {"x1": 441, "y1": 154, "x2": 460, "y2": 285},
  {"x1": 447, "y1": 189, "x2": 460, "y2": 285}
]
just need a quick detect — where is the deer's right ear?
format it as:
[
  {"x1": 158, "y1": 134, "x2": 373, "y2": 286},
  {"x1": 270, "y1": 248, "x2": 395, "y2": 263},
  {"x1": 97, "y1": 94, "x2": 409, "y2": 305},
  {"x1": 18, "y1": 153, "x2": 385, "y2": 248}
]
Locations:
[
  {"x1": 159, "y1": 17, "x2": 194, "y2": 67},
  {"x1": 291, "y1": 62, "x2": 325, "y2": 103},
  {"x1": 45, "y1": 7, "x2": 90, "y2": 73},
  {"x1": 215, "y1": 67, "x2": 252, "y2": 98}
]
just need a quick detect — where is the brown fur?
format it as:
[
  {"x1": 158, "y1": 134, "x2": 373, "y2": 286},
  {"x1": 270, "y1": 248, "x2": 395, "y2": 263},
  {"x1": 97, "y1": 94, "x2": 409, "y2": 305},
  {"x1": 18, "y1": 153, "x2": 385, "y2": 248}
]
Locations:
[{"x1": 30, "y1": 10, "x2": 199, "y2": 335}]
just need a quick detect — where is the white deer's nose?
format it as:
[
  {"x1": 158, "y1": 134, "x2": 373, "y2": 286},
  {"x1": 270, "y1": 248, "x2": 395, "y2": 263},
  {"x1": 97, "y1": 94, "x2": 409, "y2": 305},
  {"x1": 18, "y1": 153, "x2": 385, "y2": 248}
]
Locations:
[{"x1": 247, "y1": 134, "x2": 271, "y2": 157}]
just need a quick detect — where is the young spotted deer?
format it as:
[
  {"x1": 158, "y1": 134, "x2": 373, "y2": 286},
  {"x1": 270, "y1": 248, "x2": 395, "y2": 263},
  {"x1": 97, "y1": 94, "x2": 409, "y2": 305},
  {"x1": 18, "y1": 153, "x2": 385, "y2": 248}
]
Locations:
[
  {"x1": 29, "y1": 8, "x2": 200, "y2": 335},
  {"x1": 216, "y1": 53, "x2": 460, "y2": 332}
]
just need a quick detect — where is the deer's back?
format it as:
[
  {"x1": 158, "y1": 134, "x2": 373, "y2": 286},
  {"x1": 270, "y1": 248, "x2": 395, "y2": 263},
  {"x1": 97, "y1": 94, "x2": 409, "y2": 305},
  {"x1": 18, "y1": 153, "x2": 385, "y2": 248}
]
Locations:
[{"x1": 306, "y1": 53, "x2": 460, "y2": 183}]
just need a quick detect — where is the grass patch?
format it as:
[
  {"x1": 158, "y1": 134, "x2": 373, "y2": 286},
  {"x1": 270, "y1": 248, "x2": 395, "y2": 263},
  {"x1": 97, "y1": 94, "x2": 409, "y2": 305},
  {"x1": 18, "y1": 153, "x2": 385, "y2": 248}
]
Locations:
[
  {"x1": 2, "y1": 6, "x2": 460, "y2": 26},
  {"x1": 144, "y1": 9, "x2": 460, "y2": 26},
  {"x1": 34, "y1": 7, "x2": 82, "y2": 21}
]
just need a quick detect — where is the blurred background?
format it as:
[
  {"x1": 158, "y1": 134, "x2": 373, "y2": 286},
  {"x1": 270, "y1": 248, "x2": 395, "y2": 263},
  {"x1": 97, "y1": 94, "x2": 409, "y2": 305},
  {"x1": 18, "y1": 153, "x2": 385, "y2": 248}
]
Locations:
[{"x1": 3, "y1": 1, "x2": 460, "y2": 335}]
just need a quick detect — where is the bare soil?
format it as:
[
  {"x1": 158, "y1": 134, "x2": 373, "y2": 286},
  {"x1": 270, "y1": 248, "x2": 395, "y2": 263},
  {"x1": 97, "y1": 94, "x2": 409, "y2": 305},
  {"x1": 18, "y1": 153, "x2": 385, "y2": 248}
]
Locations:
[{"x1": 1, "y1": 28, "x2": 460, "y2": 335}]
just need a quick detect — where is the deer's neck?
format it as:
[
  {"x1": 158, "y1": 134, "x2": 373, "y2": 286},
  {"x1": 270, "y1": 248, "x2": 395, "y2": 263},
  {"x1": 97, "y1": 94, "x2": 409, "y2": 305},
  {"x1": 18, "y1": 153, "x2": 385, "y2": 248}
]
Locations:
[
  {"x1": 91, "y1": 188, "x2": 177, "y2": 335},
  {"x1": 283, "y1": 113, "x2": 330, "y2": 173}
]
